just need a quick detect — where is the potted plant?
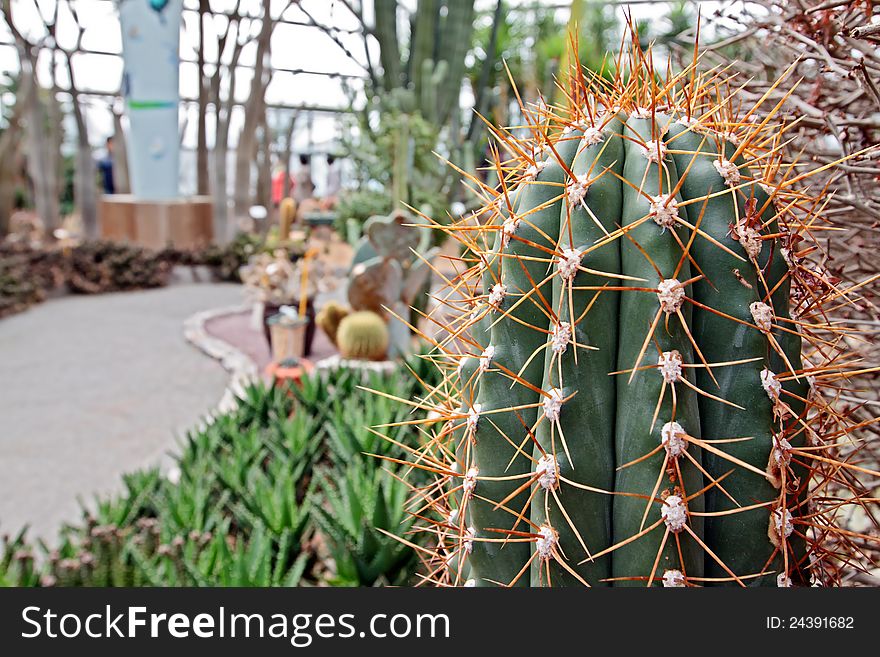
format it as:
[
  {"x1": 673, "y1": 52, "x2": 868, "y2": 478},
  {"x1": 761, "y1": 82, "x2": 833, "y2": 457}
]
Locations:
[{"x1": 239, "y1": 249, "x2": 323, "y2": 356}]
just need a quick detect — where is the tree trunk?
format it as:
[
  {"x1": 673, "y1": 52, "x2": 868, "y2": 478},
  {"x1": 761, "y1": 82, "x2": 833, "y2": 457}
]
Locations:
[
  {"x1": 213, "y1": 90, "x2": 234, "y2": 242},
  {"x1": 73, "y1": 112, "x2": 98, "y2": 238},
  {"x1": 0, "y1": 76, "x2": 27, "y2": 237},
  {"x1": 196, "y1": 0, "x2": 210, "y2": 195},
  {"x1": 111, "y1": 108, "x2": 131, "y2": 194},
  {"x1": 282, "y1": 113, "x2": 296, "y2": 198},
  {"x1": 255, "y1": 119, "x2": 272, "y2": 210},
  {"x1": 0, "y1": 155, "x2": 17, "y2": 237},
  {"x1": 67, "y1": 48, "x2": 97, "y2": 238},
  {"x1": 232, "y1": 0, "x2": 272, "y2": 224},
  {"x1": 212, "y1": 143, "x2": 230, "y2": 241},
  {"x1": 22, "y1": 63, "x2": 61, "y2": 235}
]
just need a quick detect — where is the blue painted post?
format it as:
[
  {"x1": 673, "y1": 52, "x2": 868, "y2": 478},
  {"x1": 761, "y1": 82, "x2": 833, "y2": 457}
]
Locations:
[{"x1": 117, "y1": 0, "x2": 183, "y2": 200}]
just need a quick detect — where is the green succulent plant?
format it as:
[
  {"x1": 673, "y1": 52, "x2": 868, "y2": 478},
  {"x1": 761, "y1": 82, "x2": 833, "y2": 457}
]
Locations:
[
  {"x1": 312, "y1": 463, "x2": 415, "y2": 587},
  {"x1": 1, "y1": 360, "x2": 444, "y2": 588}
]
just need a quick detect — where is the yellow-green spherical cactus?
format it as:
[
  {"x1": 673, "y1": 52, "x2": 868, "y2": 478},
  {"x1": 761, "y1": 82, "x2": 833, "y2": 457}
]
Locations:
[{"x1": 337, "y1": 311, "x2": 389, "y2": 361}]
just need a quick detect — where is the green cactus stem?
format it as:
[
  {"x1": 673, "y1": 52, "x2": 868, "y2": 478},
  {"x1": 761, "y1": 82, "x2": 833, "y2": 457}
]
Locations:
[{"x1": 390, "y1": 27, "x2": 874, "y2": 588}]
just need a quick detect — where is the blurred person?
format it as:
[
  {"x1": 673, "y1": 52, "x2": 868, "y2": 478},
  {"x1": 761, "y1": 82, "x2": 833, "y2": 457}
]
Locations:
[
  {"x1": 293, "y1": 154, "x2": 314, "y2": 203},
  {"x1": 325, "y1": 154, "x2": 341, "y2": 197},
  {"x1": 271, "y1": 164, "x2": 295, "y2": 208},
  {"x1": 97, "y1": 137, "x2": 115, "y2": 195},
  {"x1": 323, "y1": 154, "x2": 341, "y2": 210}
]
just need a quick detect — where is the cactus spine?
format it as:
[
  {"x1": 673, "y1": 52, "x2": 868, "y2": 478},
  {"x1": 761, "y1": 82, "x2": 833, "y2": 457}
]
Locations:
[{"x1": 391, "y1": 29, "x2": 878, "y2": 587}]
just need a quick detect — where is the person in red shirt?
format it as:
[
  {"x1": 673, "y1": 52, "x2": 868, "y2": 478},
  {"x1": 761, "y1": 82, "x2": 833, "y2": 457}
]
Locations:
[{"x1": 271, "y1": 165, "x2": 295, "y2": 208}]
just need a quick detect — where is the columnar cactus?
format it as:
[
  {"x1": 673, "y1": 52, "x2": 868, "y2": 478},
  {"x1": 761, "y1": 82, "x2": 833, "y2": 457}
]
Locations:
[{"x1": 389, "y1": 32, "x2": 879, "y2": 586}]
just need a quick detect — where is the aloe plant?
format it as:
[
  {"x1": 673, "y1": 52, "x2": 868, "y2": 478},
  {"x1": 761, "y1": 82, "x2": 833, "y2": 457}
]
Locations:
[
  {"x1": 312, "y1": 464, "x2": 415, "y2": 586},
  {"x1": 2, "y1": 365, "x2": 443, "y2": 587}
]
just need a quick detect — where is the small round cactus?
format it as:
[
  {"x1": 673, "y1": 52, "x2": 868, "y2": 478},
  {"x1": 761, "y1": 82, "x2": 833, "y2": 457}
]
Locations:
[
  {"x1": 337, "y1": 311, "x2": 389, "y2": 361},
  {"x1": 316, "y1": 301, "x2": 350, "y2": 346}
]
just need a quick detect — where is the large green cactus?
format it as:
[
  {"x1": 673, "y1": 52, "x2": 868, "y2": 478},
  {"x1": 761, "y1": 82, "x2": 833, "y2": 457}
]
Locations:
[{"x1": 393, "y1": 32, "x2": 877, "y2": 587}]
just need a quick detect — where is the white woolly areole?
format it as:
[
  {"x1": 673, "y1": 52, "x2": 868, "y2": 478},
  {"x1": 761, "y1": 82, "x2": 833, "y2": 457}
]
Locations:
[
  {"x1": 535, "y1": 525, "x2": 557, "y2": 560},
  {"x1": 720, "y1": 130, "x2": 740, "y2": 146},
  {"x1": 535, "y1": 454, "x2": 559, "y2": 490},
  {"x1": 466, "y1": 403, "x2": 482, "y2": 435},
  {"x1": 772, "y1": 507, "x2": 794, "y2": 540},
  {"x1": 662, "y1": 569, "x2": 686, "y2": 587},
  {"x1": 750, "y1": 301, "x2": 773, "y2": 333},
  {"x1": 463, "y1": 527, "x2": 476, "y2": 554},
  {"x1": 448, "y1": 509, "x2": 459, "y2": 525},
  {"x1": 488, "y1": 283, "x2": 506, "y2": 310},
  {"x1": 542, "y1": 388, "x2": 565, "y2": 423},
  {"x1": 761, "y1": 368, "x2": 782, "y2": 401},
  {"x1": 661, "y1": 421, "x2": 688, "y2": 458},
  {"x1": 658, "y1": 350, "x2": 683, "y2": 383},
  {"x1": 501, "y1": 215, "x2": 520, "y2": 248},
  {"x1": 676, "y1": 115, "x2": 702, "y2": 131},
  {"x1": 551, "y1": 322, "x2": 572, "y2": 355},
  {"x1": 650, "y1": 194, "x2": 679, "y2": 229},
  {"x1": 463, "y1": 579, "x2": 476, "y2": 587},
  {"x1": 632, "y1": 106, "x2": 652, "y2": 119},
  {"x1": 713, "y1": 158, "x2": 741, "y2": 186},
  {"x1": 657, "y1": 278, "x2": 685, "y2": 314},
  {"x1": 776, "y1": 573, "x2": 792, "y2": 588},
  {"x1": 450, "y1": 461, "x2": 460, "y2": 474},
  {"x1": 582, "y1": 126, "x2": 605, "y2": 146},
  {"x1": 773, "y1": 437, "x2": 793, "y2": 469},
  {"x1": 557, "y1": 248, "x2": 583, "y2": 280},
  {"x1": 641, "y1": 139, "x2": 668, "y2": 163},
  {"x1": 522, "y1": 159, "x2": 549, "y2": 181},
  {"x1": 566, "y1": 173, "x2": 592, "y2": 208},
  {"x1": 661, "y1": 495, "x2": 688, "y2": 533},
  {"x1": 479, "y1": 345, "x2": 496, "y2": 373},
  {"x1": 739, "y1": 227, "x2": 763, "y2": 260},
  {"x1": 463, "y1": 467, "x2": 479, "y2": 495}
]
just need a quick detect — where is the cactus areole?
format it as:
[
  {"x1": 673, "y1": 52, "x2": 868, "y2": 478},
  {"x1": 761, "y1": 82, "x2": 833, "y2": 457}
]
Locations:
[{"x1": 388, "y1": 31, "x2": 878, "y2": 587}]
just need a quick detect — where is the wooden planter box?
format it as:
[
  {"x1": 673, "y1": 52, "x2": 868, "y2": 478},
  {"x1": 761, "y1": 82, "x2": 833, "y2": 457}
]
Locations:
[{"x1": 99, "y1": 195, "x2": 214, "y2": 249}]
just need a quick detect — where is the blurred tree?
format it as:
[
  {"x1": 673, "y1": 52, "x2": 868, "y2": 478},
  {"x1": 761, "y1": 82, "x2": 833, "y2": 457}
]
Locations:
[
  {"x1": 1, "y1": 0, "x2": 63, "y2": 237},
  {"x1": 0, "y1": 74, "x2": 26, "y2": 236}
]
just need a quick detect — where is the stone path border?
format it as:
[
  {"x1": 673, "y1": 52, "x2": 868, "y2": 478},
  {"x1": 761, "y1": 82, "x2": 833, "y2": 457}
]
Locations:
[{"x1": 183, "y1": 304, "x2": 260, "y2": 415}]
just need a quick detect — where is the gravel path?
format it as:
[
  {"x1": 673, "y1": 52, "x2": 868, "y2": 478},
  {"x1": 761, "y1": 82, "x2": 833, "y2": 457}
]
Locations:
[{"x1": 0, "y1": 283, "x2": 243, "y2": 543}]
